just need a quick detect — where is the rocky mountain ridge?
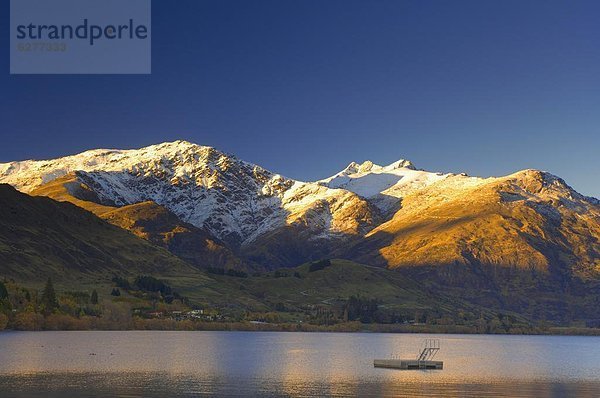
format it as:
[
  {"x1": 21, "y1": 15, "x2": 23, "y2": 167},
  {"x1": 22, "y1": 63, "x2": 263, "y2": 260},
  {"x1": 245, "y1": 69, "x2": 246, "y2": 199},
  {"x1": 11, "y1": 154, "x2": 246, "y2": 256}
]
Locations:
[
  {"x1": 1, "y1": 140, "x2": 597, "y2": 274},
  {"x1": 0, "y1": 141, "x2": 378, "y2": 250}
]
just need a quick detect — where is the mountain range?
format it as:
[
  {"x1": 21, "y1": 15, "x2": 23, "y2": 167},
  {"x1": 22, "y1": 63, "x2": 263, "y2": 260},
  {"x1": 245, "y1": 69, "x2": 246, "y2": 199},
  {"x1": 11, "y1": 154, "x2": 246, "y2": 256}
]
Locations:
[{"x1": 0, "y1": 140, "x2": 598, "y2": 323}]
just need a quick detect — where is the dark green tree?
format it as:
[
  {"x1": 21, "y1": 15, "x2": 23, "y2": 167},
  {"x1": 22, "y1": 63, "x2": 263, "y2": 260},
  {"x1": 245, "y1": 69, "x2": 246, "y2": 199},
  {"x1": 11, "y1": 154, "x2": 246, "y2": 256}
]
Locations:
[
  {"x1": 90, "y1": 289, "x2": 99, "y2": 304},
  {"x1": 111, "y1": 275, "x2": 131, "y2": 290},
  {"x1": 344, "y1": 295, "x2": 380, "y2": 323},
  {"x1": 134, "y1": 275, "x2": 174, "y2": 294},
  {"x1": 0, "y1": 281, "x2": 8, "y2": 300},
  {"x1": 41, "y1": 277, "x2": 59, "y2": 315},
  {"x1": 111, "y1": 288, "x2": 121, "y2": 296}
]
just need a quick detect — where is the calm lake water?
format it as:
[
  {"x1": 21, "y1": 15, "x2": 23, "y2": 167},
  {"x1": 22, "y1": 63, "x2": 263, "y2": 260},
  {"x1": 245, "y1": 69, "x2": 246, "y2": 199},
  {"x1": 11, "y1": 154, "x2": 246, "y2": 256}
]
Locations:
[{"x1": 0, "y1": 331, "x2": 599, "y2": 397}]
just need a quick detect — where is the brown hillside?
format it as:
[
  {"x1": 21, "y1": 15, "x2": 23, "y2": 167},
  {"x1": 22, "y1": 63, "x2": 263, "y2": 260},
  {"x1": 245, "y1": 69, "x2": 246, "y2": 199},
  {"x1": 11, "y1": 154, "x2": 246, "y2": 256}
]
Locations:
[{"x1": 352, "y1": 170, "x2": 599, "y2": 279}]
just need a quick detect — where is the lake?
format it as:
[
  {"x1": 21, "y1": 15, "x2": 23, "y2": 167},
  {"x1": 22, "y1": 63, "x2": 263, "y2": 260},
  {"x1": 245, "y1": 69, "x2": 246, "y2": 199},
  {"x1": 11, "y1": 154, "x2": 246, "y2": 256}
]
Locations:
[{"x1": 0, "y1": 331, "x2": 599, "y2": 397}]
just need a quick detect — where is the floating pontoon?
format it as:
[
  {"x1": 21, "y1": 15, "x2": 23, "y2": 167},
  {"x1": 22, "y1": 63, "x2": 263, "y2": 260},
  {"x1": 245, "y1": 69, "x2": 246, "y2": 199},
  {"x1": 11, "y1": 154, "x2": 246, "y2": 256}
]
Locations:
[{"x1": 374, "y1": 339, "x2": 443, "y2": 370}]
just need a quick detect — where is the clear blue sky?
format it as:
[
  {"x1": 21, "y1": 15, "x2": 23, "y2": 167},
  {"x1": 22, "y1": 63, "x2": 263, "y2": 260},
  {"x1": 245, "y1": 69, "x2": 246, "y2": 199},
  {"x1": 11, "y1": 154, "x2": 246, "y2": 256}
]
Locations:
[{"x1": 1, "y1": 0, "x2": 599, "y2": 197}]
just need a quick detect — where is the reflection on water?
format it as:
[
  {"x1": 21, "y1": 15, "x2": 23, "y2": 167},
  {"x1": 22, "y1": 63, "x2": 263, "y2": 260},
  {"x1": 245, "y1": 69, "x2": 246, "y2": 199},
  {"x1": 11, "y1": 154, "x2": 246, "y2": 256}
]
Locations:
[{"x1": 0, "y1": 331, "x2": 599, "y2": 397}]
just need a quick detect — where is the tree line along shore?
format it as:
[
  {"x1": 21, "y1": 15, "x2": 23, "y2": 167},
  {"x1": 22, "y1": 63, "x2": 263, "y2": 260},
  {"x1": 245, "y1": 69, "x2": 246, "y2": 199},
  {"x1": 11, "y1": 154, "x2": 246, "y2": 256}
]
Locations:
[{"x1": 1, "y1": 277, "x2": 598, "y2": 335}]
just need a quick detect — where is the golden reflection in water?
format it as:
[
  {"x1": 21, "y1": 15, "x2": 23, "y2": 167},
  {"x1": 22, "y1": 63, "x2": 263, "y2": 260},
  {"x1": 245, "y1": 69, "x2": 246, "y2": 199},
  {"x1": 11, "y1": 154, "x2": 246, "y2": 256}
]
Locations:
[
  {"x1": 279, "y1": 334, "x2": 363, "y2": 396},
  {"x1": 280, "y1": 347, "x2": 318, "y2": 396},
  {"x1": 323, "y1": 333, "x2": 361, "y2": 397}
]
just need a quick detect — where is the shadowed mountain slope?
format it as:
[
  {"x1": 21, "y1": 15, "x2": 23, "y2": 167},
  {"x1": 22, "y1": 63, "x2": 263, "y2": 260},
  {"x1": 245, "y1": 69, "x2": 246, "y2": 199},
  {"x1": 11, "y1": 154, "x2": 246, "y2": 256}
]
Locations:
[
  {"x1": 0, "y1": 184, "x2": 197, "y2": 281},
  {"x1": 101, "y1": 201, "x2": 247, "y2": 270},
  {"x1": 31, "y1": 174, "x2": 250, "y2": 270}
]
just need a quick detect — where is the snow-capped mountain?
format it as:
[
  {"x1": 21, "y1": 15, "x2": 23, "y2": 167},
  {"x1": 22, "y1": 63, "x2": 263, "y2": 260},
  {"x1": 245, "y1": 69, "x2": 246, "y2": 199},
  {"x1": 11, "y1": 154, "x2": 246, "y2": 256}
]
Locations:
[
  {"x1": 1, "y1": 140, "x2": 597, "y2": 272},
  {"x1": 0, "y1": 141, "x2": 378, "y2": 248},
  {"x1": 318, "y1": 159, "x2": 476, "y2": 213}
]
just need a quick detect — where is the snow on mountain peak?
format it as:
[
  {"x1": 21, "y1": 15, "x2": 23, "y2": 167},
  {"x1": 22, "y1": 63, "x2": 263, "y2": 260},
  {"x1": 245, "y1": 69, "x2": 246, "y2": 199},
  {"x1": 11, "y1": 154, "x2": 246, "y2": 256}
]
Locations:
[
  {"x1": 341, "y1": 160, "x2": 375, "y2": 175},
  {"x1": 0, "y1": 140, "x2": 379, "y2": 246},
  {"x1": 3, "y1": 141, "x2": 592, "y2": 250},
  {"x1": 317, "y1": 157, "x2": 452, "y2": 212},
  {"x1": 0, "y1": 140, "x2": 234, "y2": 192},
  {"x1": 339, "y1": 158, "x2": 415, "y2": 177},
  {"x1": 384, "y1": 159, "x2": 415, "y2": 170}
]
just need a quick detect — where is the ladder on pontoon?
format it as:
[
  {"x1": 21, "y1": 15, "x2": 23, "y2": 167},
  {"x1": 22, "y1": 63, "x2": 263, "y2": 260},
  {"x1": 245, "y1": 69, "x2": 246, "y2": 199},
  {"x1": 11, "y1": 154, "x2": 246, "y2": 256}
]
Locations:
[{"x1": 416, "y1": 339, "x2": 440, "y2": 361}]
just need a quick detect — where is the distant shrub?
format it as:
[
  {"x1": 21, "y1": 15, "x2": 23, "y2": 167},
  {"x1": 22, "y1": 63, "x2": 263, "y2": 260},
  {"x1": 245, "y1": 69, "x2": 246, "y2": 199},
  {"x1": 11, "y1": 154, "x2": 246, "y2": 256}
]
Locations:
[
  {"x1": 0, "y1": 281, "x2": 8, "y2": 300},
  {"x1": 97, "y1": 301, "x2": 133, "y2": 330},
  {"x1": 44, "y1": 314, "x2": 91, "y2": 331},
  {"x1": 309, "y1": 259, "x2": 331, "y2": 272},
  {"x1": 63, "y1": 291, "x2": 90, "y2": 305},
  {"x1": 134, "y1": 275, "x2": 172, "y2": 295},
  {"x1": 111, "y1": 275, "x2": 131, "y2": 290},
  {"x1": 14, "y1": 312, "x2": 45, "y2": 331},
  {"x1": 111, "y1": 288, "x2": 121, "y2": 296},
  {"x1": 40, "y1": 278, "x2": 59, "y2": 315},
  {"x1": 345, "y1": 295, "x2": 380, "y2": 323},
  {"x1": 131, "y1": 276, "x2": 187, "y2": 304}
]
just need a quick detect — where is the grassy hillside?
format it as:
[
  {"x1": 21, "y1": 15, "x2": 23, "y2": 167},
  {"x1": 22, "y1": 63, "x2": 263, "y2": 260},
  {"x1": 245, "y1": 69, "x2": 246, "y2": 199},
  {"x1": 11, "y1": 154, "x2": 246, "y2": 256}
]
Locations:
[
  {"x1": 204, "y1": 259, "x2": 534, "y2": 330},
  {"x1": 0, "y1": 184, "x2": 268, "y2": 309},
  {"x1": 0, "y1": 184, "x2": 189, "y2": 281}
]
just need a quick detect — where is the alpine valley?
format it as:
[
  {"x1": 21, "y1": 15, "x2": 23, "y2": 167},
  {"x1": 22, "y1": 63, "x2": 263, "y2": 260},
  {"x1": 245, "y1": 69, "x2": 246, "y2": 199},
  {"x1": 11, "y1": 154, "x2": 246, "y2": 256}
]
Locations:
[{"x1": 0, "y1": 140, "x2": 598, "y2": 330}]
